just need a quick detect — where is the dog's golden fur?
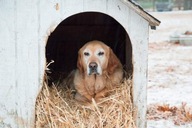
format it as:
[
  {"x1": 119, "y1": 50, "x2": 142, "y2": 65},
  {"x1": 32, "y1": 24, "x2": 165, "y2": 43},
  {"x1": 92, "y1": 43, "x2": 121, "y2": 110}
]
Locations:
[{"x1": 73, "y1": 40, "x2": 123, "y2": 102}]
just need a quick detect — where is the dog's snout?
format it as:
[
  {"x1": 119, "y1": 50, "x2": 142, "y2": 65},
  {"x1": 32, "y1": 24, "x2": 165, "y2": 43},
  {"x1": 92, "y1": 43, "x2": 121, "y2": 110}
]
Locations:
[
  {"x1": 89, "y1": 62, "x2": 98, "y2": 70},
  {"x1": 88, "y1": 62, "x2": 99, "y2": 75}
]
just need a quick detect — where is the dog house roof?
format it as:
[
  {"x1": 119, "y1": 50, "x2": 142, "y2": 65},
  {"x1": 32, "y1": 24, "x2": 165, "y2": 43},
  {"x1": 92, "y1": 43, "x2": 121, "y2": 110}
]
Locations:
[{"x1": 125, "y1": 0, "x2": 160, "y2": 26}]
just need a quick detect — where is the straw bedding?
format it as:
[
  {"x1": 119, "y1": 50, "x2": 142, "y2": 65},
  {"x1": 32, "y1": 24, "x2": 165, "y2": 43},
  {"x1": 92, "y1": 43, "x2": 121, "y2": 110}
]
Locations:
[{"x1": 35, "y1": 74, "x2": 135, "y2": 128}]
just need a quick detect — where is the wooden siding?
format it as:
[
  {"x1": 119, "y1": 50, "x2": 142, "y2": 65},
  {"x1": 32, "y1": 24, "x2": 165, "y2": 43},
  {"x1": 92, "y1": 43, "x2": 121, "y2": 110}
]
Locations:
[{"x1": 0, "y1": 0, "x2": 150, "y2": 127}]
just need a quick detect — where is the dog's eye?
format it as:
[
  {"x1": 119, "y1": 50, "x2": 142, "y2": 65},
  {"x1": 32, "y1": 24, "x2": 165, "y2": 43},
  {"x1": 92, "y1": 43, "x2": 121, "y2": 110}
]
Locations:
[
  {"x1": 84, "y1": 52, "x2": 90, "y2": 56},
  {"x1": 98, "y1": 51, "x2": 104, "y2": 56}
]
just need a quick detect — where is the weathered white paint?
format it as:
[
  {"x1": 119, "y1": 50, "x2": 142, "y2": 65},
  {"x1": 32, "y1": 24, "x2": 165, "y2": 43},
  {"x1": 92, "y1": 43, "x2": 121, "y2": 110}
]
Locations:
[
  {"x1": 0, "y1": 0, "x2": 158, "y2": 127},
  {"x1": 128, "y1": 11, "x2": 149, "y2": 128},
  {"x1": 0, "y1": 1, "x2": 17, "y2": 127}
]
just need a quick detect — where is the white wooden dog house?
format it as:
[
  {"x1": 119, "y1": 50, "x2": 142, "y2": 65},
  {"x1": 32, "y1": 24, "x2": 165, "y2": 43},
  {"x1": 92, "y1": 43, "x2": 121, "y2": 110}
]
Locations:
[{"x1": 0, "y1": 0, "x2": 160, "y2": 127}]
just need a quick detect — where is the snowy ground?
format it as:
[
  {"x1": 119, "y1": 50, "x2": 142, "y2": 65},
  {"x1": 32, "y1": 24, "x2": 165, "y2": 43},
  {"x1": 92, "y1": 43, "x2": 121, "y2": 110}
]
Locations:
[{"x1": 147, "y1": 11, "x2": 192, "y2": 128}]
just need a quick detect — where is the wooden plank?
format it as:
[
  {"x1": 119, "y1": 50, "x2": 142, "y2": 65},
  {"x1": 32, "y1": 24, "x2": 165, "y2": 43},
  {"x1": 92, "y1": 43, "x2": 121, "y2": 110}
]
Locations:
[
  {"x1": 128, "y1": 9, "x2": 148, "y2": 128},
  {"x1": 38, "y1": 0, "x2": 62, "y2": 93},
  {"x1": 83, "y1": 0, "x2": 107, "y2": 12},
  {"x1": 0, "y1": 1, "x2": 17, "y2": 127},
  {"x1": 60, "y1": 0, "x2": 84, "y2": 19},
  {"x1": 15, "y1": 0, "x2": 39, "y2": 127}
]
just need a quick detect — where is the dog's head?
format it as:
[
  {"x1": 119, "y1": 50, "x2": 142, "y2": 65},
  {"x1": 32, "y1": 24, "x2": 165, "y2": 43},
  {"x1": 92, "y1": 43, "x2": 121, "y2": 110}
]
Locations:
[{"x1": 77, "y1": 40, "x2": 122, "y2": 76}]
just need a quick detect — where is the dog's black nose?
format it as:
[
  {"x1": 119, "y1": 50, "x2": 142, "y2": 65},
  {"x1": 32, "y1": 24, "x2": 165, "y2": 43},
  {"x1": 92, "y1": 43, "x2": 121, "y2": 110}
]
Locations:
[{"x1": 89, "y1": 62, "x2": 98, "y2": 70}]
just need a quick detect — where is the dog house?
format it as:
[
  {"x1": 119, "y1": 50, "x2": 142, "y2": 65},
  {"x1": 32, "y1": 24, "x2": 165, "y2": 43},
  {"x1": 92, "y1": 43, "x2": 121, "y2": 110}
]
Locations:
[{"x1": 0, "y1": 0, "x2": 160, "y2": 128}]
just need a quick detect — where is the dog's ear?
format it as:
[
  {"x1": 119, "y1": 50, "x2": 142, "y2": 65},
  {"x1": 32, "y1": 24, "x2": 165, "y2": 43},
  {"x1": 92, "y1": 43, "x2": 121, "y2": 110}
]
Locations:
[
  {"x1": 107, "y1": 48, "x2": 122, "y2": 74},
  {"x1": 77, "y1": 50, "x2": 83, "y2": 73}
]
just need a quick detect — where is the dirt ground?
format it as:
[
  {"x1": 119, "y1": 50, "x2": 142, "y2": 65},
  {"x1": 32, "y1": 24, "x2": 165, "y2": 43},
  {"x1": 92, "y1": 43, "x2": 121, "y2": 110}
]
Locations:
[{"x1": 147, "y1": 11, "x2": 192, "y2": 128}]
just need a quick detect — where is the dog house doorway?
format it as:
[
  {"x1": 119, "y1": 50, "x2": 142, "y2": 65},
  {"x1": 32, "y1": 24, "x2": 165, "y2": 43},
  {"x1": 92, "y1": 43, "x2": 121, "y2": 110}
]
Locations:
[{"x1": 46, "y1": 12, "x2": 132, "y2": 84}]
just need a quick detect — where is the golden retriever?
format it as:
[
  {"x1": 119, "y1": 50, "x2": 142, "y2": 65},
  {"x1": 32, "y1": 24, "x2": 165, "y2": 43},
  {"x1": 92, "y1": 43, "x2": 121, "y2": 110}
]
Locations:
[{"x1": 74, "y1": 40, "x2": 123, "y2": 102}]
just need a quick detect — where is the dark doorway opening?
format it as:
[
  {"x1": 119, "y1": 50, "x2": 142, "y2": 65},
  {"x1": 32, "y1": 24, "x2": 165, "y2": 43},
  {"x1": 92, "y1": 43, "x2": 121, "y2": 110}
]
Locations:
[{"x1": 46, "y1": 12, "x2": 132, "y2": 84}]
